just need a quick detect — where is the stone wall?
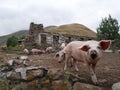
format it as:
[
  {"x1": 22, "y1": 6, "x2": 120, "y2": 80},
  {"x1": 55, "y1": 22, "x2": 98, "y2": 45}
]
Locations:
[
  {"x1": 0, "y1": 58, "x2": 103, "y2": 90},
  {"x1": 38, "y1": 33, "x2": 96, "y2": 49},
  {"x1": 111, "y1": 39, "x2": 120, "y2": 51}
]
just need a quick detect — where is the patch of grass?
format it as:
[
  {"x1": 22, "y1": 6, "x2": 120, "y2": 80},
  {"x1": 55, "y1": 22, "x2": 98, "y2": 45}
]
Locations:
[
  {"x1": 0, "y1": 52, "x2": 8, "y2": 66},
  {"x1": 7, "y1": 46, "x2": 23, "y2": 51},
  {"x1": 0, "y1": 79, "x2": 11, "y2": 90}
]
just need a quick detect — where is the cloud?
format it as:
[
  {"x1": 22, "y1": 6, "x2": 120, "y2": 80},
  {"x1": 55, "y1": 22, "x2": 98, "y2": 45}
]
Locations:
[{"x1": 0, "y1": 0, "x2": 120, "y2": 36}]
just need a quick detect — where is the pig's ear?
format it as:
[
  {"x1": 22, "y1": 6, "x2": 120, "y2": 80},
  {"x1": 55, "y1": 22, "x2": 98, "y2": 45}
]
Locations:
[
  {"x1": 55, "y1": 52, "x2": 59, "y2": 58},
  {"x1": 78, "y1": 45, "x2": 90, "y2": 52},
  {"x1": 99, "y1": 40, "x2": 111, "y2": 50},
  {"x1": 62, "y1": 52, "x2": 65, "y2": 59}
]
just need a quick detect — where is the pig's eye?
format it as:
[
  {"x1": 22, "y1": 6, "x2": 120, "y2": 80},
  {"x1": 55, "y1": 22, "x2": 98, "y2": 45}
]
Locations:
[
  {"x1": 86, "y1": 46, "x2": 90, "y2": 50},
  {"x1": 97, "y1": 46, "x2": 101, "y2": 49}
]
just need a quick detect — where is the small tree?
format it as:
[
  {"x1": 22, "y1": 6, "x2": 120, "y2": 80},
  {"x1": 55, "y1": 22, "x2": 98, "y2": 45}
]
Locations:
[
  {"x1": 97, "y1": 15, "x2": 120, "y2": 40},
  {"x1": 7, "y1": 36, "x2": 19, "y2": 47}
]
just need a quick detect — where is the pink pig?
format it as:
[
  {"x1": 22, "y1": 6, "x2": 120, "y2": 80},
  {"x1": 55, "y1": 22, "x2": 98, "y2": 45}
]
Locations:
[
  {"x1": 23, "y1": 48, "x2": 29, "y2": 54},
  {"x1": 55, "y1": 47, "x2": 74, "y2": 68},
  {"x1": 45, "y1": 47, "x2": 53, "y2": 53},
  {"x1": 30, "y1": 49, "x2": 42, "y2": 54},
  {"x1": 60, "y1": 42, "x2": 66, "y2": 50},
  {"x1": 61, "y1": 40, "x2": 111, "y2": 84},
  {"x1": 55, "y1": 49, "x2": 65, "y2": 63}
]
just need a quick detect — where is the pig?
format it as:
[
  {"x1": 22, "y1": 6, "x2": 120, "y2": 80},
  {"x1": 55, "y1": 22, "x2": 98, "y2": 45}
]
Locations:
[
  {"x1": 60, "y1": 42, "x2": 66, "y2": 50},
  {"x1": 23, "y1": 49, "x2": 29, "y2": 54},
  {"x1": 55, "y1": 47, "x2": 75, "y2": 69},
  {"x1": 30, "y1": 49, "x2": 42, "y2": 54},
  {"x1": 55, "y1": 49, "x2": 65, "y2": 63},
  {"x1": 45, "y1": 47, "x2": 53, "y2": 53},
  {"x1": 62, "y1": 40, "x2": 111, "y2": 84}
]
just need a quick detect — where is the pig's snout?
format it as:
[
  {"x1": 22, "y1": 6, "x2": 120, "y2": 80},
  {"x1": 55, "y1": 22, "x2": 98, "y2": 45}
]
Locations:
[
  {"x1": 58, "y1": 58, "x2": 62, "y2": 63},
  {"x1": 90, "y1": 50, "x2": 97, "y2": 60},
  {"x1": 58, "y1": 60, "x2": 62, "y2": 63}
]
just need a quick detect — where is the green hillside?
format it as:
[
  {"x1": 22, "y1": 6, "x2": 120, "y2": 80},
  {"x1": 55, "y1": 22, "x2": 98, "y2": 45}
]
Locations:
[{"x1": 0, "y1": 30, "x2": 28, "y2": 46}]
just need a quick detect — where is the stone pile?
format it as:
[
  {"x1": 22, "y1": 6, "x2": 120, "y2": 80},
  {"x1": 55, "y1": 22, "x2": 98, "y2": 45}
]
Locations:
[{"x1": 0, "y1": 54, "x2": 120, "y2": 90}]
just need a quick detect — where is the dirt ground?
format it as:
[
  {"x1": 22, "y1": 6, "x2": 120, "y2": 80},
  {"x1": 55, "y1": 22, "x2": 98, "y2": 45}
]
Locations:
[{"x1": 8, "y1": 52, "x2": 120, "y2": 89}]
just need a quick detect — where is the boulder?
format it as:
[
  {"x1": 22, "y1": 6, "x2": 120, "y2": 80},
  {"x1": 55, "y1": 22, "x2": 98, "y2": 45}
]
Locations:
[
  {"x1": 14, "y1": 66, "x2": 48, "y2": 81},
  {"x1": 73, "y1": 82, "x2": 102, "y2": 90},
  {"x1": 52, "y1": 80, "x2": 68, "y2": 90},
  {"x1": 48, "y1": 68, "x2": 64, "y2": 80},
  {"x1": 112, "y1": 82, "x2": 120, "y2": 90}
]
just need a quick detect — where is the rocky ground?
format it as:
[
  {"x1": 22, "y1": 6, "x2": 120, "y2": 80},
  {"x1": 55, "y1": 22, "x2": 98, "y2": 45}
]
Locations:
[{"x1": 0, "y1": 51, "x2": 120, "y2": 90}]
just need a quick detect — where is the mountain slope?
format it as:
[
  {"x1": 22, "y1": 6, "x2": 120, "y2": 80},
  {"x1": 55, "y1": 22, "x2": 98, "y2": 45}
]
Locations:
[
  {"x1": 0, "y1": 30, "x2": 28, "y2": 45},
  {"x1": 45, "y1": 23, "x2": 96, "y2": 37}
]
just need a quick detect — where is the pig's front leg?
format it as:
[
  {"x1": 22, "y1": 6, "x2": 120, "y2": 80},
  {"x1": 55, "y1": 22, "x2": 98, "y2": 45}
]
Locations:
[
  {"x1": 89, "y1": 64, "x2": 98, "y2": 84},
  {"x1": 64, "y1": 59, "x2": 68, "y2": 70},
  {"x1": 64, "y1": 55, "x2": 70, "y2": 70},
  {"x1": 74, "y1": 60, "x2": 79, "y2": 71}
]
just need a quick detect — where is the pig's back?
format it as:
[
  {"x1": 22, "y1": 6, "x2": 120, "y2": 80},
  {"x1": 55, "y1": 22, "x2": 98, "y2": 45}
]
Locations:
[
  {"x1": 64, "y1": 41, "x2": 85, "y2": 53},
  {"x1": 64, "y1": 41, "x2": 86, "y2": 61}
]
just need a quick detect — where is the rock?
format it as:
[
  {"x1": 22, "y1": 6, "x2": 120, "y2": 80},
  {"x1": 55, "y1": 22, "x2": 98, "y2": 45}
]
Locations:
[
  {"x1": 8, "y1": 60, "x2": 14, "y2": 66},
  {"x1": 7, "y1": 71, "x2": 21, "y2": 80},
  {"x1": 73, "y1": 82, "x2": 102, "y2": 90},
  {"x1": 52, "y1": 80, "x2": 68, "y2": 90},
  {"x1": 48, "y1": 68, "x2": 64, "y2": 80},
  {"x1": 0, "y1": 61, "x2": 13, "y2": 78},
  {"x1": 0, "y1": 65, "x2": 12, "y2": 72},
  {"x1": 19, "y1": 55, "x2": 30, "y2": 66},
  {"x1": 112, "y1": 82, "x2": 120, "y2": 90},
  {"x1": 15, "y1": 68, "x2": 27, "y2": 80},
  {"x1": 0, "y1": 72, "x2": 7, "y2": 78},
  {"x1": 64, "y1": 72, "x2": 88, "y2": 84},
  {"x1": 20, "y1": 55, "x2": 28, "y2": 60},
  {"x1": 15, "y1": 66, "x2": 48, "y2": 81}
]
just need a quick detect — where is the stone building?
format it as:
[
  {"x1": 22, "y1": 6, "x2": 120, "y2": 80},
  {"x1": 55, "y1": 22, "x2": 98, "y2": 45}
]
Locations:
[{"x1": 23, "y1": 22, "x2": 97, "y2": 49}]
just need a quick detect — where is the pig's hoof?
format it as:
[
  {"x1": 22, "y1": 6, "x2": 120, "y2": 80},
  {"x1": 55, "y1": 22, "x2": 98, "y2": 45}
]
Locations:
[
  {"x1": 75, "y1": 68, "x2": 79, "y2": 72},
  {"x1": 91, "y1": 79, "x2": 98, "y2": 85},
  {"x1": 64, "y1": 67, "x2": 67, "y2": 71},
  {"x1": 98, "y1": 79, "x2": 107, "y2": 85},
  {"x1": 92, "y1": 78, "x2": 98, "y2": 85},
  {"x1": 93, "y1": 81, "x2": 98, "y2": 85}
]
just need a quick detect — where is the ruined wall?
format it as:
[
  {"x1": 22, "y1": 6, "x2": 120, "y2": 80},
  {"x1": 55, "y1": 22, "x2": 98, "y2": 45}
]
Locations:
[
  {"x1": 24, "y1": 22, "x2": 44, "y2": 48},
  {"x1": 29, "y1": 22, "x2": 44, "y2": 35},
  {"x1": 38, "y1": 33, "x2": 96, "y2": 49},
  {"x1": 23, "y1": 22, "x2": 96, "y2": 49}
]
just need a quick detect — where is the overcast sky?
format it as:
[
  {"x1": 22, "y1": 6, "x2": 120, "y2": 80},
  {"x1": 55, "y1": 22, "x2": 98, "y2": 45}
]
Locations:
[{"x1": 0, "y1": 0, "x2": 120, "y2": 36}]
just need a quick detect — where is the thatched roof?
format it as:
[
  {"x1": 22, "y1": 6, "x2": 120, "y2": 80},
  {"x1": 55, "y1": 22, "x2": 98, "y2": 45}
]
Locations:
[{"x1": 44, "y1": 23, "x2": 97, "y2": 38}]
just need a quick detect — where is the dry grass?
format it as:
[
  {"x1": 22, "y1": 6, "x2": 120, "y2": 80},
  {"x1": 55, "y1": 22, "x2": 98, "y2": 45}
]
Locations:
[
  {"x1": 45, "y1": 23, "x2": 97, "y2": 38},
  {"x1": 0, "y1": 52, "x2": 8, "y2": 66}
]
